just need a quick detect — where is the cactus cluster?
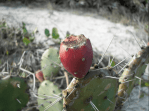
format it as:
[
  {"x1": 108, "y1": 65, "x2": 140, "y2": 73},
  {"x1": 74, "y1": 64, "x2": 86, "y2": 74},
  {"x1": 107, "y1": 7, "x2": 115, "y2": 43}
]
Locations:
[
  {"x1": 60, "y1": 34, "x2": 149, "y2": 111},
  {"x1": 35, "y1": 34, "x2": 149, "y2": 111},
  {"x1": 6, "y1": 28, "x2": 143, "y2": 111}
]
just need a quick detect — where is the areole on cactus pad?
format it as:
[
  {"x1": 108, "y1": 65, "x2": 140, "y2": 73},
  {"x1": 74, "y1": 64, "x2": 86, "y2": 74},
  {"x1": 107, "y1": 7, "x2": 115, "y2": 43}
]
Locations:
[{"x1": 59, "y1": 34, "x2": 93, "y2": 78}]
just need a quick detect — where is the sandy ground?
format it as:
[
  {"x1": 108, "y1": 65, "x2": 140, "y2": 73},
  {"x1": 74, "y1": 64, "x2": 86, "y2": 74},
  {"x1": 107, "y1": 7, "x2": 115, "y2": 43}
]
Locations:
[{"x1": 0, "y1": 2, "x2": 148, "y2": 111}]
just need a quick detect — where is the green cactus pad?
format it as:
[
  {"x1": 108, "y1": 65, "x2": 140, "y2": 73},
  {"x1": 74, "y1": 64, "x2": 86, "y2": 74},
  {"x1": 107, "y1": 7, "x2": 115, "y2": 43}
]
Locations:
[
  {"x1": 0, "y1": 76, "x2": 29, "y2": 111},
  {"x1": 63, "y1": 68, "x2": 118, "y2": 111},
  {"x1": 38, "y1": 80, "x2": 63, "y2": 111},
  {"x1": 41, "y1": 47, "x2": 61, "y2": 80}
]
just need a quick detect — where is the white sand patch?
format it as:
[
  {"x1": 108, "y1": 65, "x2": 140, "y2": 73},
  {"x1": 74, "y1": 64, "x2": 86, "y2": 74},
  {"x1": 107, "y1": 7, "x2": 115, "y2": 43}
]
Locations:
[{"x1": 1, "y1": 5, "x2": 147, "y2": 62}]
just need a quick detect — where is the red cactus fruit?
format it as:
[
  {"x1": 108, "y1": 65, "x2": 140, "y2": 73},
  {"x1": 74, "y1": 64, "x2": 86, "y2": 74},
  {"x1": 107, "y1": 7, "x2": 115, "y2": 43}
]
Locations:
[
  {"x1": 35, "y1": 70, "x2": 44, "y2": 82},
  {"x1": 59, "y1": 34, "x2": 93, "y2": 78}
]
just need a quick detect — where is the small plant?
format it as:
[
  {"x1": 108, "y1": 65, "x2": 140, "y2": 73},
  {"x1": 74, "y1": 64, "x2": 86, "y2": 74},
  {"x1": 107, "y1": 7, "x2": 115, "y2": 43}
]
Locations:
[
  {"x1": 23, "y1": 37, "x2": 31, "y2": 45},
  {"x1": 44, "y1": 27, "x2": 60, "y2": 39},
  {"x1": 145, "y1": 82, "x2": 149, "y2": 87},
  {"x1": 45, "y1": 28, "x2": 50, "y2": 37},
  {"x1": 0, "y1": 20, "x2": 6, "y2": 28},
  {"x1": 52, "y1": 27, "x2": 59, "y2": 39},
  {"x1": 22, "y1": 22, "x2": 35, "y2": 45},
  {"x1": 110, "y1": 58, "x2": 115, "y2": 67},
  {"x1": 6, "y1": 50, "x2": 9, "y2": 56},
  {"x1": 66, "y1": 31, "x2": 70, "y2": 37}
]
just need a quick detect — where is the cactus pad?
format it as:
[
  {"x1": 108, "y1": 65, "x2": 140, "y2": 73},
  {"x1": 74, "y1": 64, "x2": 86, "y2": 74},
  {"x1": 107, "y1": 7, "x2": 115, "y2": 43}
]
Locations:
[
  {"x1": 41, "y1": 47, "x2": 61, "y2": 80},
  {"x1": 63, "y1": 68, "x2": 119, "y2": 111},
  {"x1": 0, "y1": 76, "x2": 29, "y2": 111},
  {"x1": 117, "y1": 46, "x2": 149, "y2": 106},
  {"x1": 38, "y1": 80, "x2": 63, "y2": 111}
]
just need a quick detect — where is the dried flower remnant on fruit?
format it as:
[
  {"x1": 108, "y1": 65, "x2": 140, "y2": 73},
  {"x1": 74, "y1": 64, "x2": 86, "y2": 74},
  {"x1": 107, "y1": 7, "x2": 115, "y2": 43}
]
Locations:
[{"x1": 62, "y1": 34, "x2": 87, "y2": 49}]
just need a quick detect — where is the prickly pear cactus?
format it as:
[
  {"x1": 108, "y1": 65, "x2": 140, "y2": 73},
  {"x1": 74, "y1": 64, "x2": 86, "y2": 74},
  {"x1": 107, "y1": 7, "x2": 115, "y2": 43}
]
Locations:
[
  {"x1": 117, "y1": 45, "x2": 149, "y2": 107},
  {"x1": 38, "y1": 80, "x2": 63, "y2": 111},
  {"x1": 41, "y1": 47, "x2": 61, "y2": 80},
  {"x1": 0, "y1": 76, "x2": 29, "y2": 111},
  {"x1": 59, "y1": 33, "x2": 149, "y2": 111},
  {"x1": 62, "y1": 68, "x2": 119, "y2": 111}
]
